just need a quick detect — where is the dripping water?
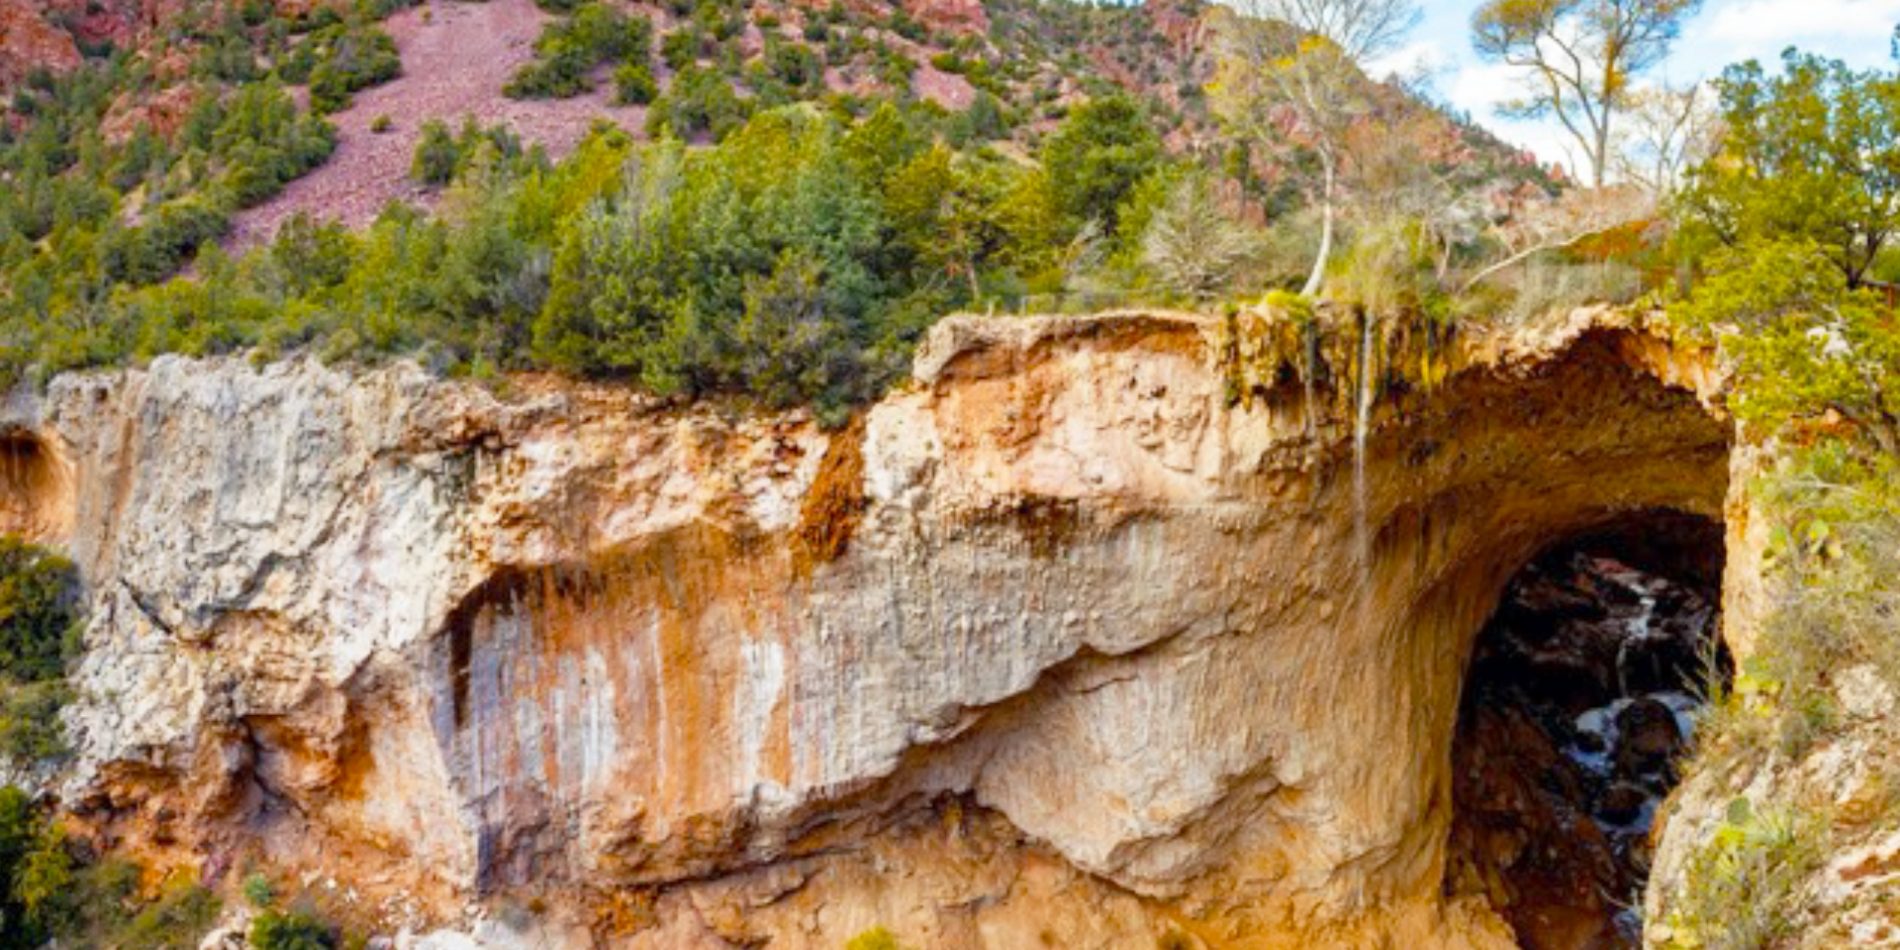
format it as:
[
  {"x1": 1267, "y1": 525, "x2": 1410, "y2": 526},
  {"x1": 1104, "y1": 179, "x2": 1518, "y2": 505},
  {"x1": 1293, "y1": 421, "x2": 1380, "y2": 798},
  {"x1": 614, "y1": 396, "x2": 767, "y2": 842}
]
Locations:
[{"x1": 1352, "y1": 310, "x2": 1375, "y2": 575}]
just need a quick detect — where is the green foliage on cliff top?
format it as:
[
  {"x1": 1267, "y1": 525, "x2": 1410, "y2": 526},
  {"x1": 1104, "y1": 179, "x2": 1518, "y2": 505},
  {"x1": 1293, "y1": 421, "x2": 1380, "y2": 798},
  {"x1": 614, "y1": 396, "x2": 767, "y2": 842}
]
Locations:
[
  {"x1": 1680, "y1": 49, "x2": 1900, "y2": 289},
  {"x1": 12, "y1": 100, "x2": 1178, "y2": 420},
  {"x1": 0, "y1": 0, "x2": 1574, "y2": 414},
  {"x1": 1660, "y1": 45, "x2": 1900, "y2": 946},
  {"x1": 1668, "y1": 239, "x2": 1900, "y2": 455},
  {"x1": 1671, "y1": 47, "x2": 1900, "y2": 457}
]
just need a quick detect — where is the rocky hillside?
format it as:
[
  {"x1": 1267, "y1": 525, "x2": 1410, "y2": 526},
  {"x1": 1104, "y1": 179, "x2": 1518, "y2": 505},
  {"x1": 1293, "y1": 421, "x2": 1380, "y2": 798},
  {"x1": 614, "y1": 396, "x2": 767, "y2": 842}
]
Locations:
[{"x1": 0, "y1": 0, "x2": 1553, "y2": 304}]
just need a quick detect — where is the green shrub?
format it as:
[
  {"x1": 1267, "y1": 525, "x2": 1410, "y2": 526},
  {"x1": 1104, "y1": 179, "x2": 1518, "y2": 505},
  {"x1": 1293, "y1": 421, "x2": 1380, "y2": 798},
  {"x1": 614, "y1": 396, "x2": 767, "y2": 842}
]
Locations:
[
  {"x1": 504, "y1": 4, "x2": 650, "y2": 100},
  {"x1": 412, "y1": 120, "x2": 459, "y2": 185},
  {"x1": 250, "y1": 909, "x2": 336, "y2": 949},
  {"x1": 297, "y1": 24, "x2": 401, "y2": 113},
  {"x1": 243, "y1": 872, "x2": 276, "y2": 908},
  {"x1": 114, "y1": 877, "x2": 222, "y2": 950},
  {"x1": 645, "y1": 67, "x2": 748, "y2": 141},
  {"x1": 1041, "y1": 94, "x2": 1160, "y2": 233},
  {"x1": 661, "y1": 28, "x2": 699, "y2": 69},
  {"x1": 0, "y1": 680, "x2": 73, "y2": 762},
  {"x1": 613, "y1": 62, "x2": 657, "y2": 106},
  {"x1": 0, "y1": 789, "x2": 220, "y2": 946},
  {"x1": 766, "y1": 39, "x2": 821, "y2": 89},
  {"x1": 503, "y1": 43, "x2": 594, "y2": 98},
  {"x1": 946, "y1": 90, "x2": 1008, "y2": 145},
  {"x1": 201, "y1": 82, "x2": 337, "y2": 210},
  {"x1": 0, "y1": 536, "x2": 77, "y2": 683},
  {"x1": 1665, "y1": 798, "x2": 1824, "y2": 948}
]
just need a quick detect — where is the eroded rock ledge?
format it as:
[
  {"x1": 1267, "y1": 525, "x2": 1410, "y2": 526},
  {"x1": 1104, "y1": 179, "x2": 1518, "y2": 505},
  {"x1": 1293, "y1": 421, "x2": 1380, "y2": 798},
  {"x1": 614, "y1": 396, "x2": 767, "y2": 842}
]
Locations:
[{"x1": 0, "y1": 308, "x2": 1734, "y2": 947}]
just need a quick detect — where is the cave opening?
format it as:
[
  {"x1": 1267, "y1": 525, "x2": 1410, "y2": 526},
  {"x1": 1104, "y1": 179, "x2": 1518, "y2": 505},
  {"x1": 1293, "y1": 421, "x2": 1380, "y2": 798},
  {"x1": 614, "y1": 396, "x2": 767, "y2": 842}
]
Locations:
[
  {"x1": 1446, "y1": 510, "x2": 1730, "y2": 950},
  {"x1": 0, "y1": 428, "x2": 67, "y2": 542}
]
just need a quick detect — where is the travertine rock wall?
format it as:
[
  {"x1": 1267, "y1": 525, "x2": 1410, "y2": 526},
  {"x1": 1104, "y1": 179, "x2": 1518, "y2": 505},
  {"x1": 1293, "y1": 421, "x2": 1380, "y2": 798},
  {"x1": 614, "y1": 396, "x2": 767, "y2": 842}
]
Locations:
[{"x1": 0, "y1": 308, "x2": 1734, "y2": 946}]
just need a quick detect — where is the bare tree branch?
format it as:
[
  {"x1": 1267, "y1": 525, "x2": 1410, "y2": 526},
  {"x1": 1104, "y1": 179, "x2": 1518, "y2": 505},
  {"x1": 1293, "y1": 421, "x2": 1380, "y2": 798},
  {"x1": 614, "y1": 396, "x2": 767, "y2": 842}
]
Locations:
[{"x1": 1472, "y1": 0, "x2": 1701, "y2": 185}]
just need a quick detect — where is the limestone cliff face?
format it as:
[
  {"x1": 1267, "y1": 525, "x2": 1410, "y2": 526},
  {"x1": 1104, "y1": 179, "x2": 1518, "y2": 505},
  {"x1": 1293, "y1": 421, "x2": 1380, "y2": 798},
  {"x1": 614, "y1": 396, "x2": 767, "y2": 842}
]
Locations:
[{"x1": 0, "y1": 308, "x2": 1737, "y2": 947}]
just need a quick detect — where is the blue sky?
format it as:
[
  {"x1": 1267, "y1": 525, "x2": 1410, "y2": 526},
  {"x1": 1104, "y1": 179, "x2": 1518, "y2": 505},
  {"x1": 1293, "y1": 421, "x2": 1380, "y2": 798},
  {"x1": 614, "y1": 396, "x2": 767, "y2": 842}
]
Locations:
[{"x1": 1369, "y1": 0, "x2": 1900, "y2": 172}]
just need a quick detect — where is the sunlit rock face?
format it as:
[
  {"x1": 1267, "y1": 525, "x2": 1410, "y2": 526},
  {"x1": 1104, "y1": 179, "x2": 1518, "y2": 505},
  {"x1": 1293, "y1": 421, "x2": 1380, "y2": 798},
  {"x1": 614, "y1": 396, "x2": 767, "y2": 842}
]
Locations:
[{"x1": 0, "y1": 308, "x2": 1736, "y2": 946}]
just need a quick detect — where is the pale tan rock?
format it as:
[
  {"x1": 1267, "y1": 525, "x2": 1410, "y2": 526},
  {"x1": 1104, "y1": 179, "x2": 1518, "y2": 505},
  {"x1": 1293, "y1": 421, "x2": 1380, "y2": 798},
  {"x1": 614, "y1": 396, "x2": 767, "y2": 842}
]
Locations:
[{"x1": 0, "y1": 309, "x2": 1738, "y2": 947}]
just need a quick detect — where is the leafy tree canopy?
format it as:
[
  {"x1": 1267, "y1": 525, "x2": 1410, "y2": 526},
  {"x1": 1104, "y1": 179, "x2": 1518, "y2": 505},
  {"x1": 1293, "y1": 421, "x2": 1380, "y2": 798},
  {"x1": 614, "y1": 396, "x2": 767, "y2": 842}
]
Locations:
[
  {"x1": 1683, "y1": 50, "x2": 1900, "y2": 287},
  {"x1": 1040, "y1": 95, "x2": 1162, "y2": 234}
]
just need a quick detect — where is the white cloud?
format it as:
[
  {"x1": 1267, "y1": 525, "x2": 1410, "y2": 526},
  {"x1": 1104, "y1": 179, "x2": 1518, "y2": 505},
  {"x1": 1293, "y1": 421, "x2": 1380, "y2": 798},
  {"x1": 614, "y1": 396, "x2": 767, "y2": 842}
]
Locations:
[
  {"x1": 1444, "y1": 58, "x2": 1521, "y2": 112},
  {"x1": 1700, "y1": 0, "x2": 1900, "y2": 50}
]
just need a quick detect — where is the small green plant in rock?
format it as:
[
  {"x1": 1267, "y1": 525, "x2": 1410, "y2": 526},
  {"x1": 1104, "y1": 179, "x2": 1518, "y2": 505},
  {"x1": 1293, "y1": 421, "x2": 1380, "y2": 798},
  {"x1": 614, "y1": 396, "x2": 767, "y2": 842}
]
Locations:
[
  {"x1": 250, "y1": 909, "x2": 337, "y2": 949},
  {"x1": 1663, "y1": 797, "x2": 1825, "y2": 949},
  {"x1": 243, "y1": 871, "x2": 277, "y2": 908}
]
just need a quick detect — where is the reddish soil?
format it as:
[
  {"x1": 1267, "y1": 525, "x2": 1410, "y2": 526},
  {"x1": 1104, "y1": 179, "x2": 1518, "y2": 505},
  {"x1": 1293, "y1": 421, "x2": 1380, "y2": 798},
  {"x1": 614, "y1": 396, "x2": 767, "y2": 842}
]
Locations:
[
  {"x1": 911, "y1": 61, "x2": 974, "y2": 110},
  {"x1": 0, "y1": 0, "x2": 81, "y2": 89},
  {"x1": 229, "y1": 0, "x2": 645, "y2": 248}
]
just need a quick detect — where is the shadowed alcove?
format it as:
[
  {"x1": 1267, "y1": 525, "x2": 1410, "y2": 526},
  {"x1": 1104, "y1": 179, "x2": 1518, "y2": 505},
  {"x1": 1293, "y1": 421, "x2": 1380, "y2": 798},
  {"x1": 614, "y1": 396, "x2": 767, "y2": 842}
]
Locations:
[{"x1": 1446, "y1": 510, "x2": 1729, "y2": 949}]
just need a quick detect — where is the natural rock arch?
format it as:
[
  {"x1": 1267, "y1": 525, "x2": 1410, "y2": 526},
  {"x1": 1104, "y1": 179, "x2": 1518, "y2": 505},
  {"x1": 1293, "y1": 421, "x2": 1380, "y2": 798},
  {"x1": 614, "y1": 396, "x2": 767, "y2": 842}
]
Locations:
[
  {"x1": 5, "y1": 313, "x2": 1739, "y2": 948},
  {"x1": 389, "y1": 313, "x2": 1736, "y2": 944}
]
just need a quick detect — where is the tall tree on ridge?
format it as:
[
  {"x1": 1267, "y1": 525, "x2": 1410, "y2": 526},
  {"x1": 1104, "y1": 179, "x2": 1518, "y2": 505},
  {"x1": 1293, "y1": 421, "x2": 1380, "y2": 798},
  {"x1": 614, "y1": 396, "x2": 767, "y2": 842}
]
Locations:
[{"x1": 1472, "y1": 0, "x2": 1702, "y2": 187}]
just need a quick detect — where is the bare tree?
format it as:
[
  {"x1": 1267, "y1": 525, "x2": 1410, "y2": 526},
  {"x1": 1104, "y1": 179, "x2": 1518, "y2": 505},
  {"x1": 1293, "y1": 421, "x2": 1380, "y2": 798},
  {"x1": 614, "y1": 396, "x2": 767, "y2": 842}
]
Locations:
[
  {"x1": 1458, "y1": 184, "x2": 1651, "y2": 294},
  {"x1": 1613, "y1": 81, "x2": 1718, "y2": 196},
  {"x1": 1143, "y1": 173, "x2": 1258, "y2": 301},
  {"x1": 1472, "y1": 0, "x2": 1702, "y2": 187},
  {"x1": 1340, "y1": 113, "x2": 1491, "y2": 291},
  {"x1": 1211, "y1": 0, "x2": 1420, "y2": 297}
]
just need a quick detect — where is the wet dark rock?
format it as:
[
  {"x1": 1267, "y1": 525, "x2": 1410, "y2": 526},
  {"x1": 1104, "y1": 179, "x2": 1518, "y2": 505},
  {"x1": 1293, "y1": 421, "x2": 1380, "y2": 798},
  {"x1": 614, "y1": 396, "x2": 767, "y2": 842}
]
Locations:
[
  {"x1": 1573, "y1": 729, "x2": 1607, "y2": 756},
  {"x1": 1451, "y1": 542, "x2": 1724, "y2": 950},
  {"x1": 1510, "y1": 570, "x2": 1607, "y2": 620},
  {"x1": 1524, "y1": 652, "x2": 1617, "y2": 714},
  {"x1": 1613, "y1": 699, "x2": 1682, "y2": 776},
  {"x1": 1597, "y1": 783, "x2": 1649, "y2": 826},
  {"x1": 1619, "y1": 634, "x2": 1698, "y2": 694}
]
